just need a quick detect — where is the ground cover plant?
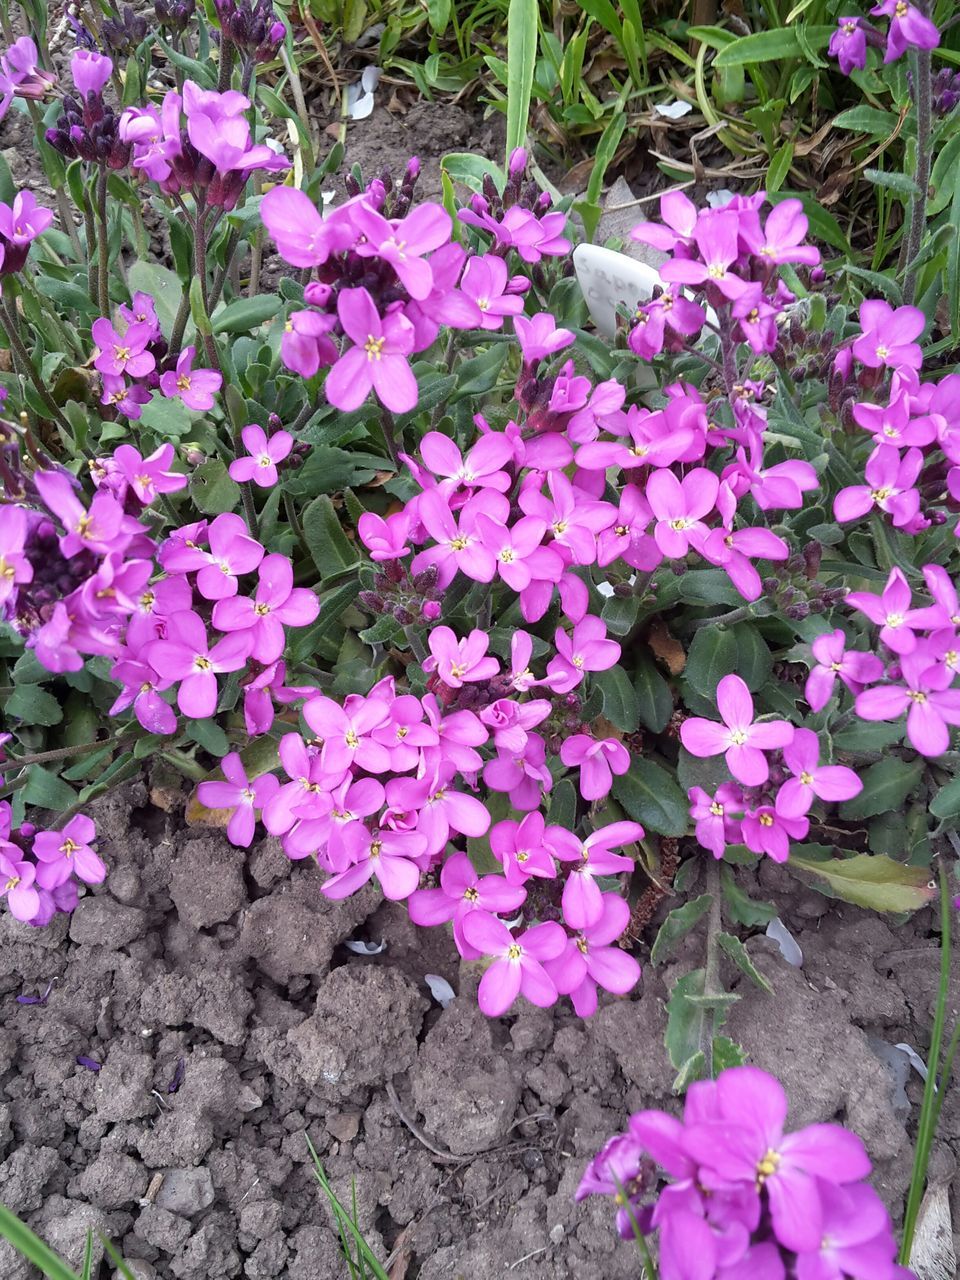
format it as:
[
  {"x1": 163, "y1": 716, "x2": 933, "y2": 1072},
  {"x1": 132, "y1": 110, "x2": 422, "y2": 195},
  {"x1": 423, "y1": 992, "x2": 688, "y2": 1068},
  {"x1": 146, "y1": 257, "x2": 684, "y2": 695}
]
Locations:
[{"x1": 0, "y1": 0, "x2": 959, "y2": 1276}]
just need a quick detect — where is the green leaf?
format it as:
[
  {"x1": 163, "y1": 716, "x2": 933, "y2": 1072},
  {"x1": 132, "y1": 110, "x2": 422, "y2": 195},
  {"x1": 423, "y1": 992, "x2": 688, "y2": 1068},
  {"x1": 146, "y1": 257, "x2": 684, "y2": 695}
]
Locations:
[
  {"x1": 650, "y1": 894, "x2": 713, "y2": 965},
  {"x1": 766, "y1": 141, "x2": 794, "y2": 194},
  {"x1": 592, "y1": 665, "x2": 639, "y2": 732},
  {"x1": 712, "y1": 1036, "x2": 747, "y2": 1072},
  {"x1": 633, "y1": 654, "x2": 673, "y2": 733},
  {"x1": 22, "y1": 765, "x2": 78, "y2": 813},
  {"x1": 184, "y1": 718, "x2": 230, "y2": 757},
  {"x1": 0, "y1": 1201, "x2": 83, "y2": 1280},
  {"x1": 126, "y1": 261, "x2": 185, "y2": 341},
  {"x1": 831, "y1": 105, "x2": 900, "y2": 134},
  {"x1": 720, "y1": 866, "x2": 776, "y2": 927},
  {"x1": 863, "y1": 168, "x2": 921, "y2": 198},
  {"x1": 673, "y1": 1049, "x2": 707, "y2": 1091},
  {"x1": 450, "y1": 343, "x2": 509, "y2": 400},
  {"x1": 714, "y1": 24, "x2": 833, "y2": 66},
  {"x1": 838, "y1": 756, "x2": 923, "y2": 820},
  {"x1": 684, "y1": 627, "x2": 738, "y2": 699},
  {"x1": 717, "y1": 931, "x2": 773, "y2": 994},
  {"x1": 505, "y1": 0, "x2": 538, "y2": 160},
  {"x1": 303, "y1": 494, "x2": 359, "y2": 578},
  {"x1": 441, "y1": 152, "x2": 505, "y2": 196},
  {"x1": 5, "y1": 683, "x2": 63, "y2": 727},
  {"x1": 547, "y1": 778, "x2": 577, "y2": 830},
  {"x1": 613, "y1": 758, "x2": 689, "y2": 836},
  {"x1": 190, "y1": 458, "x2": 241, "y2": 515},
  {"x1": 788, "y1": 853, "x2": 937, "y2": 912},
  {"x1": 931, "y1": 777, "x2": 960, "y2": 820},
  {"x1": 212, "y1": 294, "x2": 282, "y2": 334},
  {"x1": 137, "y1": 394, "x2": 195, "y2": 439}
]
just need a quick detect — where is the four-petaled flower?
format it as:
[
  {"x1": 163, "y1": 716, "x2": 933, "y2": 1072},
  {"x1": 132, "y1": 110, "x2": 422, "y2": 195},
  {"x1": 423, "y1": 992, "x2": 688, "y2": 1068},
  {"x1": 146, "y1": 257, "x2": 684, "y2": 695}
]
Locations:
[{"x1": 680, "y1": 674, "x2": 794, "y2": 785}]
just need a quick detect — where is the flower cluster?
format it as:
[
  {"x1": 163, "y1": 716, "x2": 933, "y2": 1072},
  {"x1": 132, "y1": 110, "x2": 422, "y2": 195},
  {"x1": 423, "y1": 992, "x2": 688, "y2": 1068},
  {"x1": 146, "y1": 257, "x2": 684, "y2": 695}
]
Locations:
[
  {"x1": 629, "y1": 189, "x2": 819, "y2": 359},
  {"x1": 0, "y1": 36, "x2": 56, "y2": 123},
  {"x1": 681, "y1": 675, "x2": 862, "y2": 861},
  {"x1": 92, "y1": 291, "x2": 221, "y2": 420},
  {"x1": 578, "y1": 1064, "x2": 910, "y2": 1280},
  {"x1": 828, "y1": 4, "x2": 939, "y2": 73},
  {"x1": 46, "y1": 50, "x2": 131, "y2": 170},
  {"x1": 0, "y1": 804, "x2": 103, "y2": 928},
  {"x1": 0, "y1": 188, "x2": 53, "y2": 277}
]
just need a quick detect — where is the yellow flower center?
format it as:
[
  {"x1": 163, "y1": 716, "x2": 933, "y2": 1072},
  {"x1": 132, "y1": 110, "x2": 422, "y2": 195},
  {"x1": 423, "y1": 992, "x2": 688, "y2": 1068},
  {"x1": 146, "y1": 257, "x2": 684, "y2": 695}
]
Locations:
[
  {"x1": 800, "y1": 771, "x2": 814, "y2": 786},
  {"x1": 756, "y1": 1149, "x2": 781, "y2": 1184},
  {"x1": 364, "y1": 334, "x2": 386, "y2": 361},
  {"x1": 61, "y1": 838, "x2": 79, "y2": 857},
  {"x1": 345, "y1": 729, "x2": 360, "y2": 748},
  {"x1": 177, "y1": 374, "x2": 191, "y2": 392},
  {"x1": 729, "y1": 729, "x2": 749, "y2": 746},
  {"x1": 254, "y1": 602, "x2": 271, "y2": 617},
  {"x1": 870, "y1": 487, "x2": 892, "y2": 503},
  {"x1": 115, "y1": 345, "x2": 131, "y2": 361},
  {"x1": 759, "y1": 813, "x2": 774, "y2": 828},
  {"x1": 507, "y1": 943, "x2": 522, "y2": 960},
  {"x1": 464, "y1": 886, "x2": 479, "y2": 902},
  {"x1": 710, "y1": 801, "x2": 723, "y2": 816},
  {"x1": 450, "y1": 535, "x2": 469, "y2": 551},
  {"x1": 4, "y1": 875, "x2": 19, "y2": 892},
  {"x1": 194, "y1": 655, "x2": 212, "y2": 671}
]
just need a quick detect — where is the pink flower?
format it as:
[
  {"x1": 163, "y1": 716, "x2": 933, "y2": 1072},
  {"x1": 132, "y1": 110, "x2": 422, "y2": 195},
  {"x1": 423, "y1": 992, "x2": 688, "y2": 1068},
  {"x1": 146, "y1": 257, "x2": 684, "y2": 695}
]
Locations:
[
  {"x1": 855, "y1": 650, "x2": 960, "y2": 757},
  {"x1": 519, "y1": 470, "x2": 614, "y2": 566},
  {"x1": 852, "y1": 300, "x2": 924, "y2": 370},
  {"x1": 412, "y1": 488, "x2": 505, "y2": 588},
  {"x1": 872, "y1": 0, "x2": 939, "y2": 61},
  {"x1": 108, "y1": 658, "x2": 178, "y2": 735},
  {"x1": 833, "y1": 445, "x2": 923, "y2": 529},
  {"x1": 560, "y1": 734, "x2": 630, "y2": 801},
  {"x1": 803, "y1": 1182, "x2": 899, "y2": 1278},
  {"x1": 72, "y1": 49, "x2": 112, "y2": 96},
  {"x1": 352, "y1": 201, "x2": 452, "y2": 299},
  {"x1": 392, "y1": 767, "x2": 491, "y2": 855},
  {"x1": 260, "y1": 186, "x2": 355, "y2": 268},
  {"x1": 161, "y1": 512, "x2": 264, "y2": 601},
  {"x1": 741, "y1": 798, "x2": 809, "y2": 862},
  {"x1": 197, "y1": 752, "x2": 280, "y2": 847},
  {"x1": 483, "y1": 734, "x2": 554, "y2": 811},
  {"x1": 281, "y1": 307, "x2": 338, "y2": 378},
  {"x1": 660, "y1": 209, "x2": 745, "y2": 299},
  {"x1": 0, "y1": 189, "x2": 54, "y2": 244},
  {"x1": 475, "y1": 513, "x2": 559, "y2": 592},
  {"x1": 407, "y1": 851, "x2": 526, "y2": 957},
  {"x1": 846, "y1": 567, "x2": 925, "y2": 655},
  {"x1": 805, "y1": 630, "x2": 884, "y2": 711},
  {"x1": 550, "y1": 822, "x2": 642, "y2": 929},
  {"x1": 303, "y1": 693, "x2": 392, "y2": 774},
  {"x1": 358, "y1": 511, "x2": 411, "y2": 562},
  {"x1": 91, "y1": 316, "x2": 156, "y2": 379},
  {"x1": 228, "y1": 425, "x2": 293, "y2": 488},
  {"x1": 0, "y1": 506, "x2": 32, "y2": 603},
  {"x1": 680, "y1": 674, "x2": 794, "y2": 786},
  {"x1": 112, "y1": 443, "x2": 187, "y2": 505},
  {"x1": 212, "y1": 553, "x2": 320, "y2": 662},
  {"x1": 460, "y1": 255, "x2": 527, "y2": 329},
  {"x1": 0, "y1": 851, "x2": 40, "y2": 922},
  {"x1": 326, "y1": 287, "x2": 417, "y2": 413},
  {"x1": 33, "y1": 471, "x2": 126, "y2": 560},
  {"x1": 160, "y1": 346, "x2": 222, "y2": 411},
  {"x1": 829, "y1": 17, "x2": 868, "y2": 73},
  {"x1": 547, "y1": 616, "x2": 620, "y2": 693},
  {"x1": 100, "y1": 375, "x2": 152, "y2": 420},
  {"x1": 688, "y1": 784, "x2": 744, "y2": 859},
  {"x1": 777, "y1": 728, "x2": 862, "y2": 817},
  {"x1": 545, "y1": 894, "x2": 640, "y2": 1017},
  {"x1": 32, "y1": 815, "x2": 104, "y2": 888},
  {"x1": 423, "y1": 626, "x2": 500, "y2": 688},
  {"x1": 489, "y1": 811, "x2": 558, "y2": 885},
  {"x1": 461, "y1": 914, "x2": 567, "y2": 1017},
  {"x1": 630, "y1": 189, "x2": 698, "y2": 252},
  {"x1": 646, "y1": 467, "x2": 719, "y2": 557},
  {"x1": 417, "y1": 429, "x2": 513, "y2": 493},
  {"x1": 514, "y1": 312, "x2": 575, "y2": 365},
  {"x1": 321, "y1": 827, "x2": 427, "y2": 901},
  {"x1": 742, "y1": 198, "x2": 819, "y2": 266},
  {"x1": 145, "y1": 611, "x2": 251, "y2": 718}
]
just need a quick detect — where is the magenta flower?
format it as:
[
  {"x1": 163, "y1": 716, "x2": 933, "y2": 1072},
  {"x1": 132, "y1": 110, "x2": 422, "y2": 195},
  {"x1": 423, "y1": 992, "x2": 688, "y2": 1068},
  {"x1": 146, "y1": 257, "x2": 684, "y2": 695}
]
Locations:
[
  {"x1": 630, "y1": 189, "x2": 698, "y2": 252},
  {"x1": 91, "y1": 317, "x2": 156, "y2": 379},
  {"x1": 0, "y1": 190, "x2": 53, "y2": 244},
  {"x1": 475, "y1": 513, "x2": 559, "y2": 592},
  {"x1": 805, "y1": 630, "x2": 884, "y2": 711},
  {"x1": 550, "y1": 822, "x2": 642, "y2": 929},
  {"x1": 461, "y1": 914, "x2": 566, "y2": 1017},
  {"x1": 846, "y1": 567, "x2": 925, "y2": 655},
  {"x1": 412, "y1": 489, "x2": 504, "y2": 588},
  {"x1": 33, "y1": 471, "x2": 126, "y2": 560},
  {"x1": 197, "y1": 752, "x2": 280, "y2": 847},
  {"x1": 680, "y1": 674, "x2": 794, "y2": 786},
  {"x1": 113, "y1": 443, "x2": 187, "y2": 505},
  {"x1": 71, "y1": 49, "x2": 112, "y2": 96},
  {"x1": 489, "y1": 811, "x2": 558, "y2": 886},
  {"x1": 358, "y1": 511, "x2": 411, "y2": 562},
  {"x1": 460, "y1": 255, "x2": 527, "y2": 329},
  {"x1": 321, "y1": 827, "x2": 427, "y2": 901},
  {"x1": 852, "y1": 300, "x2": 924, "y2": 370},
  {"x1": 392, "y1": 767, "x2": 491, "y2": 855},
  {"x1": 803, "y1": 1182, "x2": 900, "y2": 1278},
  {"x1": 683, "y1": 1065, "x2": 872, "y2": 1252},
  {"x1": 100, "y1": 375, "x2": 152, "y2": 419},
  {"x1": 167, "y1": 511, "x2": 264, "y2": 601},
  {"x1": 829, "y1": 17, "x2": 869, "y2": 73},
  {"x1": 872, "y1": 0, "x2": 939, "y2": 61},
  {"x1": 417, "y1": 429, "x2": 513, "y2": 493},
  {"x1": 0, "y1": 851, "x2": 40, "y2": 922},
  {"x1": 852, "y1": 382, "x2": 939, "y2": 449},
  {"x1": 646, "y1": 467, "x2": 719, "y2": 558},
  {"x1": 303, "y1": 693, "x2": 392, "y2": 774},
  {"x1": 352, "y1": 201, "x2": 452, "y2": 300},
  {"x1": 408, "y1": 851, "x2": 526, "y2": 957},
  {"x1": 546, "y1": 616, "x2": 620, "y2": 693},
  {"x1": 519, "y1": 470, "x2": 614, "y2": 566},
  {"x1": 108, "y1": 658, "x2": 178, "y2": 735},
  {"x1": 228, "y1": 425, "x2": 293, "y2": 488},
  {"x1": 545, "y1": 894, "x2": 640, "y2": 1017},
  {"x1": 561, "y1": 734, "x2": 630, "y2": 802},
  {"x1": 855, "y1": 650, "x2": 960, "y2": 757},
  {"x1": 660, "y1": 209, "x2": 745, "y2": 299},
  {"x1": 160, "y1": 346, "x2": 223, "y2": 411},
  {"x1": 281, "y1": 308, "x2": 338, "y2": 378},
  {"x1": 212, "y1": 553, "x2": 319, "y2": 662},
  {"x1": 833, "y1": 444, "x2": 923, "y2": 529},
  {"x1": 777, "y1": 729, "x2": 862, "y2": 817},
  {"x1": 32, "y1": 815, "x2": 105, "y2": 888},
  {"x1": 145, "y1": 610, "x2": 251, "y2": 718},
  {"x1": 744, "y1": 199, "x2": 819, "y2": 266},
  {"x1": 260, "y1": 186, "x2": 355, "y2": 268},
  {"x1": 514, "y1": 312, "x2": 575, "y2": 365},
  {"x1": 422, "y1": 626, "x2": 500, "y2": 688},
  {"x1": 0, "y1": 506, "x2": 32, "y2": 603},
  {"x1": 912, "y1": 564, "x2": 960, "y2": 631},
  {"x1": 741, "y1": 799, "x2": 809, "y2": 862},
  {"x1": 688, "y1": 783, "x2": 744, "y2": 859},
  {"x1": 325, "y1": 288, "x2": 417, "y2": 414}
]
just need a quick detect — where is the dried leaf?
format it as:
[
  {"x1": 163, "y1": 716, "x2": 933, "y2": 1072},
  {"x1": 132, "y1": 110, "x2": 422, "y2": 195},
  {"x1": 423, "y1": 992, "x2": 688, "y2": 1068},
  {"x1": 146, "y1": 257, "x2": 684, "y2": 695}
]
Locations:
[
  {"x1": 647, "y1": 622, "x2": 686, "y2": 675},
  {"x1": 184, "y1": 794, "x2": 231, "y2": 828}
]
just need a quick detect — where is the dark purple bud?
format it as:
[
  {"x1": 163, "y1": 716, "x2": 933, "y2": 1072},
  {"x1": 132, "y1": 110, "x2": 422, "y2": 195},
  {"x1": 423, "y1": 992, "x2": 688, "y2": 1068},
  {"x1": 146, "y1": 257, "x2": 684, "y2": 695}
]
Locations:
[
  {"x1": 167, "y1": 1056, "x2": 186, "y2": 1093},
  {"x1": 76, "y1": 1055, "x2": 102, "y2": 1072}
]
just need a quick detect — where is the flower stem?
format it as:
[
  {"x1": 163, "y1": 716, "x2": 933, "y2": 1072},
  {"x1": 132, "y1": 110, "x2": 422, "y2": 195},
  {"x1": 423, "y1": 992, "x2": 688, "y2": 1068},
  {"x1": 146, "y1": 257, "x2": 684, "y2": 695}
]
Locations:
[
  {"x1": 379, "y1": 407, "x2": 402, "y2": 471},
  {"x1": 168, "y1": 289, "x2": 192, "y2": 364},
  {"x1": 0, "y1": 295, "x2": 73, "y2": 434},
  {"x1": 95, "y1": 166, "x2": 110, "y2": 317},
  {"x1": 696, "y1": 857, "x2": 724, "y2": 1077},
  {"x1": 903, "y1": 44, "x2": 932, "y2": 306}
]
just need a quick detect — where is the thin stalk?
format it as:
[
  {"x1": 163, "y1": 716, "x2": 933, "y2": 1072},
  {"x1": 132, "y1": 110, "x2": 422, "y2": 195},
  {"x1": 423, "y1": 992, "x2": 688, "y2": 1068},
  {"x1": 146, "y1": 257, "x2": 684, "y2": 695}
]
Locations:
[
  {"x1": 903, "y1": 44, "x2": 933, "y2": 306},
  {"x1": 82, "y1": 189, "x2": 98, "y2": 302},
  {"x1": 6, "y1": 736, "x2": 126, "y2": 767},
  {"x1": 0, "y1": 296, "x2": 73, "y2": 434},
  {"x1": 291, "y1": 395, "x2": 318, "y2": 434},
  {"x1": 209, "y1": 226, "x2": 242, "y2": 312},
  {"x1": 247, "y1": 175, "x2": 264, "y2": 298},
  {"x1": 217, "y1": 41, "x2": 235, "y2": 93},
  {"x1": 696, "y1": 858, "x2": 723, "y2": 1077},
  {"x1": 688, "y1": 605, "x2": 755, "y2": 633},
  {"x1": 403, "y1": 624, "x2": 428, "y2": 662},
  {"x1": 379, "y1": 407, "x2": 402, "y2": 470},
  {"x1": 169, "y1": 289, "x2": 192, "y2": 363},
  {"x1": 899, "y1": 863, "x2": 954, "y2": 1263},
  {"x1": 95, "y1": 166, "x2": 110, "y2": 316}
]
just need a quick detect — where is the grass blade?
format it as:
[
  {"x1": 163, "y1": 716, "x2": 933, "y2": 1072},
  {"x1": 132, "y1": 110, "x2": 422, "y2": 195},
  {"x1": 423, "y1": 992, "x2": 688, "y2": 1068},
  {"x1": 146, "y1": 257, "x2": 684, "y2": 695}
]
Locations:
[
  {"x1": 305, "y1": 1137, "x2": 390, "y2": 1280},
  {"x1": 505, "y1": 0, "x2": 538, "y2": 163},
  {"x1": 0, "y1": 1203, "x2": 81, "y2": 1280}
]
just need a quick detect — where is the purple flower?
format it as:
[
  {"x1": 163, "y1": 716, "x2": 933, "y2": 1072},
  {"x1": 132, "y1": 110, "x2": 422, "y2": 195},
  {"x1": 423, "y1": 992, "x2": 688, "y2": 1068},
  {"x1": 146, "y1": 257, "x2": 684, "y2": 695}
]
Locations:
[
  {"x1": 846, "y1": 567, "x2": 925, "y2": 655},
  {"x1": 855, "y1": 649, "x2": 960, "y2": 757},
  {"x1": 160, "y1": 346, "x2": 223, "y2": 411},
  {"x1": 325, "y1": 288, "x2": 417, "y2": 414},
  {"x1": 357, "y1": 511, "x2": 411, "y2": 562},
  {"x1": 688, "y1": 783, "x2": 744, "y2": 859},
  {"x1": 211, "y1": 553, "x2": 320, "y2": 663},
  {"x1": 108, "y1": 658, "x2": 178, "y2": 735},
  {"x1": 33, "y1": 815, "x2": 105, "y2": 888},
  {"x1": 546, "y1": 616, "x2": 620, "y2": 693},
  {"x1": 407, "y1": 850, "x2": 525, "y2": 958},
  {"x1": 550, "y1": 823, "x2": 641, "y2": 930},
  {"x1": 197, "y1": 752, "x2": 280, "y2": 847},
  {"x1": 422, "y1": 626, "x2": 500, "y2": 688},
  {"x1": 514, "y1": 312, "x2": 575, "y2": 365},
  {"x1": 489, "y1": 812, "x2": 558, "y2": 885},
  {"x1": 741, "y1": 798, "x2": 809, "y2": 862},
  {"x1": 460, "y1": 914, "x2": 566, "y2": 1017},
  {"x1": 91, "y1": 316, "x2": 156, "y2": 379},
  {"x1": 33, "y1": 471, "x2": 126, "y2": 560},
  {"x1": 352, "y1": 201, "x2": 452, "y2": 299},
  {"x1": 0, "y1": 506, "x2": 32, "y2": 604},
  {"x1": 460, "y1": 255, "x2": 527, "y2": 329},
  {"x1": 321, "y1": 826, "x2": 427, "y2": 901},
  {"x1": 805, "y1": 630, "x2": 884, "y2": 711},
  {"x1": 777, "y1": 729, "x2": 862, "y2": 817},
  {"x1": 100, "y1": 375, "x2": 152, "y2": 419},
  {"x1": 545, "y1": 894, "x2": 641, "y2": 1017},
  {"x1": 630, "y1": 189, "x2": 698, "y2": 252},
  {"x1": 303, "y1": 693, "x2": 392, "y2": 775},
  {"x1": 113, "y1": 443, "x2": 187, "y2": 505},
  {"x1": 228, "y1": 424, "x2": 293, "y2": 488},
  {"x1": 260, "y1": 186, "x2": 355, "y2": 268},
  {"x1": 872, "y1": 0, "x2": 940, "y2": 61},
  {"x1": 146, "y1": 610, "x2": 251, "y2": 718},
  {"x1": 852, "y1": 300, "x2": 925, "y2": 370},
  {"x1": 71, "y1": 49, "x2": 113, "y2": 96},
  {"x1": 745, "y1": 198, "x2": 819, "y2": 266},
  {"x1": 680, "y1": 674, "x2": 794, "y2": 786},
  {"x1": 0, "y1": 190, "x2": 54, "y2": 245},
  {"x1": 0, "y1": 852, "x2": 40, "y2": 922},
  {"x1": 646, "y1": 466, "x2": 720, "y2": 558},
  {"x1": 829, "y1": 17, "x2": 869, "y2": 73},
  {"x1": 281, "y1": 308, "x2": 338, "y2": 377},
  {"x1": 800, "y1": 1181, "x2": 900, "y2": 1279},
  {"x1": 560, "y1": 734, "x2": 630, "y2": 801},
  {"x1": 833, "y1": 445, "x2": 923, "y2": 529}
]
